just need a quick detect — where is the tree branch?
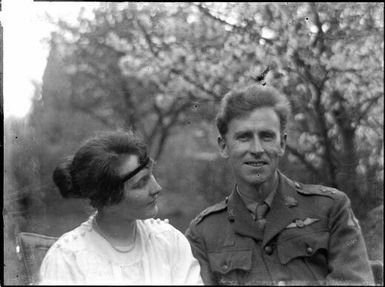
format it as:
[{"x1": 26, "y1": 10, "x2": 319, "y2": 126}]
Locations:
[
  {"x1": 69, "y1": 100, "x2": 115, "y2": 129},
  {"x1": 313, "y1": 87, "x2": 338, "y2": 187},
  {"x1": 152, "y1": 100, "x2": 192, "y2": 160},
  {"x1": 133, "y1": 10, "x2": 222, "y2": 104},
  {"x1": 309, "y1": 3, "x2": 325, "y2": 52},
  {"x1": 195, "y1": 3, "x2": 274, "y2": 45},
  {"x1": 286, "y1": 144, "x2": 323, "y2": 178},
  {"x1": 170, "y1": 68, "x2": 221, "y2": 101},
  {"x1": 135, "y1": 17, "x2": 159, "y2": 57},
  {"x1": 356, "y1": 93, "x2": 383, "y2": 124},
  {"x1": 68, "y1": 77, "x2": 115, "y2": 128}
]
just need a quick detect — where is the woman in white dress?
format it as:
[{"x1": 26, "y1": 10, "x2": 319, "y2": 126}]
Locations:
[{"x1": 39, "y1": 131, "x2": 203, "y2": 285}]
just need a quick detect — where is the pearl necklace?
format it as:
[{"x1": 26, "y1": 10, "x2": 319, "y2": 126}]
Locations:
[{"x1": 93, "y1": 216, "x2": 137, "y2": 253}]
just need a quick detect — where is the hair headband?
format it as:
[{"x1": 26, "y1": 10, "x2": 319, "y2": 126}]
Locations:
[{"x1": 120, "y1": 156, "x2": 150, "y2": 183}]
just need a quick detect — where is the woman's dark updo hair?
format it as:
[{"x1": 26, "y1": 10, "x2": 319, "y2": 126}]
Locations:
[{"x1": 53, "y1": 131, "x2": 148, "y2": 209}]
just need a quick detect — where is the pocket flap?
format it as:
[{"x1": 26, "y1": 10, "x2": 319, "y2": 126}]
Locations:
[
  {"x1": 208, "y1": 249, "x2": 252, "y2": 274},
  {"x1": 277, "y1": 232, "x2": 328, "y2": 265}
]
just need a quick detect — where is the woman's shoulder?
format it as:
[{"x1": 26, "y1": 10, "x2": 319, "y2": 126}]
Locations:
[
  {"x1": 138, "y1": 218, "x2": 193, "y2": 254},
  {"x1": 51, "y1": 229, "x2": 85, "y2": 253},
  {"x1": 51, "y1": 218, "x2": 95, "y2": 254},
  {"x1": 140, "y1": 218, "x2": 184, "y2": 240}
]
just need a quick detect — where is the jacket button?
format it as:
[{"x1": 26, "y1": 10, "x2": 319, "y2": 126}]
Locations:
[
  {"x1": 306, "y1": 246, "x2": 313, "y2": 255},
  {"x1": 264, "y1": 245, "x2": 273, "y2": 255}
]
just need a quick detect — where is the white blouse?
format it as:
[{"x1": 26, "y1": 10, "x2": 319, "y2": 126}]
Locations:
[{"x1": 39, "y1": 215, "x2": 203, "y2": 285}]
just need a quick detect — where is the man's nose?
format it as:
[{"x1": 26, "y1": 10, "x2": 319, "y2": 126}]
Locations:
[{"x1": 250, "y1": 137, "x2": 264, "y2": 153}]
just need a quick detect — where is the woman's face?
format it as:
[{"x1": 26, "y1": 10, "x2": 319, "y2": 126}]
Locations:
[{"x1": 106, "y1": 154, "x2": 161, "y2": 220}]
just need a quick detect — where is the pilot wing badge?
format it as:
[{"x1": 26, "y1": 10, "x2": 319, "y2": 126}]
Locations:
[{"x1": 285, "y1": 217, "x2": 320, "y2": 229}]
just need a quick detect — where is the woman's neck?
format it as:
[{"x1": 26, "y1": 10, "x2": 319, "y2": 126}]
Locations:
[{"x1": 95, "y1": 211, "x2": 137, "y2": 241}]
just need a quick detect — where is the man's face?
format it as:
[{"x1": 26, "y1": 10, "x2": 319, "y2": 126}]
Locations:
[{"x1": 218, "y1": 107, "x2": 286, "y2": 187}]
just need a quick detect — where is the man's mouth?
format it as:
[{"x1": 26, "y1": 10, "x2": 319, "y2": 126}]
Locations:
[{"x1": 244, "y1": 161, "x2": 268, "y2": 167}]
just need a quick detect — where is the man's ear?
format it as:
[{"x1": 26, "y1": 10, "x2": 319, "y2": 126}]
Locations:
[
  {"x1": 279, "y1": 133, "x2": 287, "y2": 156},
  {"x1": 218, "y1": 136, "x2": 229, "y2": 159}
]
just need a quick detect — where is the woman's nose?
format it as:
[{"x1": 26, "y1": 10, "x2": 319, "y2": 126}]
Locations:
[{"x1": 150, "y1": 176, "x2": 162, "y2": 195}]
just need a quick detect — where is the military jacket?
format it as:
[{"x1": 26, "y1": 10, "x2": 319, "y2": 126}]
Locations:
[{"x1": 185, "y1": 172, "x2": 374, "y2": 285}]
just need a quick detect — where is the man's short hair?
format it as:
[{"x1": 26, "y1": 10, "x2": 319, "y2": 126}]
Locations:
[{"x1": 216, "y1": 84, "x2": 291, "y2": 137}]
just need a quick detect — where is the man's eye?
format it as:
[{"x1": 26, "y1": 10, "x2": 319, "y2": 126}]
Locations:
[
  {"x1": 262, "y1": 133, "x2": 275, "y2": 140},
  {"x1": 237, "y1": 134, "x2": 250, "y2": 141}
]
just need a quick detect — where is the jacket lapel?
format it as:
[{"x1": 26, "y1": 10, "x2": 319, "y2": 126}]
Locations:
[
  {"x1": 227, "y1": 188, "x2": 264, "y2": 241},
  {"x1": 262, "y1": 172, "x2": 299, "y2": 246}
]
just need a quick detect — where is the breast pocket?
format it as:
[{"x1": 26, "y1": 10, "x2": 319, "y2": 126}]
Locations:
[
  {"x1": 277, "y1": 231, "x2": 329, "y2": 282},
  {"x1": 277, "y1": 231, "x2": 328, "y2": 264},
  {"x1": 208, "y1": 249, "x2": 252, "y2": 285}
]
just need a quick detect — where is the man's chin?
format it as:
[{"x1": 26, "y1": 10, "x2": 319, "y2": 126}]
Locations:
[{"x1": 246, "y1": 174, "x2": 269, "y2": 185}]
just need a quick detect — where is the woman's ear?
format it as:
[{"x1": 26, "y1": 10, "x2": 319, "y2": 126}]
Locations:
[{"x1": 218, "y1": 136, "x2": 229, "y2": 159}]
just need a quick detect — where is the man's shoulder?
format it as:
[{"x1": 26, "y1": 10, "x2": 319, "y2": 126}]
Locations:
[
  {"x1": 294, "y1": 181, "x2": 345, "y2": 200},
  {"x1": 191, "y1": 198, "x2": 228, "y2": 226}
]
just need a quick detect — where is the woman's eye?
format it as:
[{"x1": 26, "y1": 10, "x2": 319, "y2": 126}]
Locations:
[
  {"x1": 133, "y1": 176, "x2": 149, "y2": 189},
  {"x1": 134, "y1": 181, "x2": 144, "y2": 189}
]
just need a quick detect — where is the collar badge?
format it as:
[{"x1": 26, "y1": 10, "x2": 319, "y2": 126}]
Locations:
[{"x1": 284, "y1": 196, "x2": 298, "y2": 208}]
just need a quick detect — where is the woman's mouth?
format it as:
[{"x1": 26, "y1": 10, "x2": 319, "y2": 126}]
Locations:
[{"x1": 147, "y1": 199, "x2": 157, "y2": 206}]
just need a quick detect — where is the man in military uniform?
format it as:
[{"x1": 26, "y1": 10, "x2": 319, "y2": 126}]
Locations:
[{"x1": 185, "y1": 84, "x2": 374, "y2": 285}]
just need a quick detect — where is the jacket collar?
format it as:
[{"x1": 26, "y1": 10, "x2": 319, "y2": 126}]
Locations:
[
  {"x1": 262, "y1": 171, "x2": 299, "y2": 246},
  {"x1": 226, "y1": 171, "x2": 301, "y2": 246},
  {"x1": 236, "y1": 182, "x2": 278, "y2": 217},
  {"x1": 227, "y1": 186, "x2": 264, "y2": 241}
]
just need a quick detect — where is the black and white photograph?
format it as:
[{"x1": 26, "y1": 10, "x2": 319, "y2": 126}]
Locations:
[{"x1": 2, "y1": 1, "x2": 383, "y2": 285}]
